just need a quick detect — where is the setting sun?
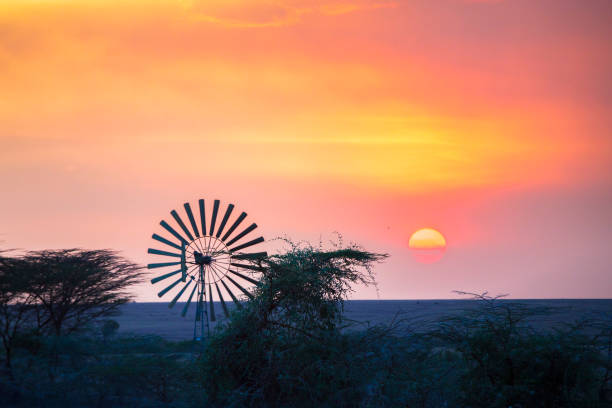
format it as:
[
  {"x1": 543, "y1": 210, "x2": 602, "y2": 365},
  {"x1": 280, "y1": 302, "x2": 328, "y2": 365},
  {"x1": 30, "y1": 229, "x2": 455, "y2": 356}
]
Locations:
[{"x1": 409, "y1": 228, "x2": 446, "y2": 264}]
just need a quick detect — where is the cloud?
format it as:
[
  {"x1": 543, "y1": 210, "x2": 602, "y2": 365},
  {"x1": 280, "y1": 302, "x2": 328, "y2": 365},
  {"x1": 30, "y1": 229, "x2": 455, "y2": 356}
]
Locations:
[
  {"x1": 459, "y1": 0, "x2": 505, "y2": 3},
  {"x1": 180, "y1": 0, "x2": 397, "y2": 27}
]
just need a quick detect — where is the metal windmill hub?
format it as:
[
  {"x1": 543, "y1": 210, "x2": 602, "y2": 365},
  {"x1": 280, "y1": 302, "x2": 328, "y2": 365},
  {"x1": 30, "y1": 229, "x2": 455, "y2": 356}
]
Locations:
[
  {"x1": 193, "y1": 251, "x2": 213, "y2": 265},
  {"x1": 186, "y1": 236, "x2": 232, "y2": 283}
]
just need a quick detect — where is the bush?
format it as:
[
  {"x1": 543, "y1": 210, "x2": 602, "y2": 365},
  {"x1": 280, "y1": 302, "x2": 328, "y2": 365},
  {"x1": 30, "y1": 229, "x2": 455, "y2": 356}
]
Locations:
[
  {"x1": 200, "y1": 241, "x2": 387, "y2": 407},
  {"x1": 101, "y1": 319, "x2": 120, "y2": 342},
  {"x1": 432, "y1": 292, "x2": 607, "y2": 407},
  {"x1": 5, "y1": 333, "x2": 205, "y2": 407}
]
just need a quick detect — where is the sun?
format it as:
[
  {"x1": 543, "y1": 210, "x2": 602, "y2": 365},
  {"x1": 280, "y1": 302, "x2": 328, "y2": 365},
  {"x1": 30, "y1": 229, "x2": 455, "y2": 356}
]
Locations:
[{"x1": 409, "y1": 228, "x2": 447, "y2": 264}]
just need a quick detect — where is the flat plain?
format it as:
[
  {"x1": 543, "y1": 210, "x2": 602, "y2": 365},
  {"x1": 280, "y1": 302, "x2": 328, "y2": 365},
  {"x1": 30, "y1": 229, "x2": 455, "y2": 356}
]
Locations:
[{"x1": 114, "y1": 299, "x2": 612, "y2": 341}]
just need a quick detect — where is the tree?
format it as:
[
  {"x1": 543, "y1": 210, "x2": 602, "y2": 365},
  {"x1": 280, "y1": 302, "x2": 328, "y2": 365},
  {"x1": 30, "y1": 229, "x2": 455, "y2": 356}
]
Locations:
[
  {"x1": 0, "y1": 255, "x2": 36, "y2": 375},
  {"x1": 252, "y1": 242, "x2": 386, "y2": 335},
  {"x1": 201, "y1": 240, "x2": 388, "y2": 406},
  {"x1": 21, "y1": 249, "x2": 144, "y2": 335}
]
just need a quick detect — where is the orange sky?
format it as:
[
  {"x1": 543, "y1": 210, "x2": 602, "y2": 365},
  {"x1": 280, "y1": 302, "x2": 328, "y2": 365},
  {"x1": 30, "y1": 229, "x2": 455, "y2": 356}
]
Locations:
[{"x1": 1, "y1": 0, "x2": 611, "y2": 299}]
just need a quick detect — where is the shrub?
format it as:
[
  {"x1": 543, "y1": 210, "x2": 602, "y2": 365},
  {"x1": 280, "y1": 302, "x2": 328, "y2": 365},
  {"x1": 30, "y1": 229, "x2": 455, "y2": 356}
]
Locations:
[
  {"x1": 101, "y1": 319, "x2": 120, "y2": 342},
  {"x1": 432, "y1": 292, "x2": 606, "y2": 407},
  {"x1": 200, "y1": 241, "x2": 387, "y2": 407}
]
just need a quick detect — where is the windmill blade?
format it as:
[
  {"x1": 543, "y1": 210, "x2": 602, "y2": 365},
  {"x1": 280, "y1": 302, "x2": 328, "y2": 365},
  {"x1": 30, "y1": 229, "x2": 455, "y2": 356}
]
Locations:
[
  {"x1": 229, "y1": 269, "x2": 259, "y2": 285},
  {"x1": 151, "y1": 269, "x2": 181, "y2": 284},
  {"x1": 230, "y1": 262, "x2": 266, "y2": 272},
  {"x1": 220, "y1": 279, "x2": 242, "y2": 309},
  {"x1": 171, "y1": 210, "x2": 195, "y2": 242},
  {"x1": 147, "y1": 261, "x2": 181, "y2": 269},
  {"x1": 160, "y1": 220, "x2": 189, "y2": 245},
  {"x1": 180, "y1": 243, "x2": 187, "y2": 282},
  {"x1": 221, "y1": 212, "x2": 247, "y2": 242},
  {"x1": 209, "y1": 282, "x2": 216, "y2": 321},
  {"x1": 226, "y1": 275, "x2": 254, "y2": 300},
  {"x1": 198, "y1": 199, "x2": 207, "y2": 238},
  {"x1": 232, "y1": 252, "x2": 268, "y2": 260},
  {"x1": 152, "y1": 234, "x2": 182, "y2": 251},
  {"x1": 225, "y1": 223, "x2": 257, "y2": 247},
  {"x1": 181, "y1": 282, "x2": 198, "y2": 317},
  {"x1": 209, "y1": 199, "x2": 220, "y2": 236},
  {"x1": 158, "y1": 277, "x2": 182, "y2": 297},
  {"x1": 184, "y1": 202, "x2": 200, "y2": 238},
  {"x1": 169, "y1": 280, "x2": 192, "y2": 308},
  {"x1": 215, "y1": 282, "x2": 230, "y2": 318},
  {"x1": 229, "y1": 236, "x2": 264, "y2": 252},
  {"x1": 215, "y1": 203, "x2": 234, "y2": 238},
  {"x1": 148, "y1": 248, "x2": 182, "y2": 258}
]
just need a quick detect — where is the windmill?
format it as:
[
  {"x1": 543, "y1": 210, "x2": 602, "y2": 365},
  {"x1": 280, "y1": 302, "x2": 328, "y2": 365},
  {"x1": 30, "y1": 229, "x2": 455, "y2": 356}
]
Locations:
[{"x1": 147, "y1": 199, "x2": 266, "y2": 340}]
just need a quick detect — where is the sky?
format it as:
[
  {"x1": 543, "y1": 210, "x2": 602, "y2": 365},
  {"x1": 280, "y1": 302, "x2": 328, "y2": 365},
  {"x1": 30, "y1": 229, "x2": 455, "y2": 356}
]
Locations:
[{"x1": 1, "y1": 0, "x2": 611, "y2": 300}]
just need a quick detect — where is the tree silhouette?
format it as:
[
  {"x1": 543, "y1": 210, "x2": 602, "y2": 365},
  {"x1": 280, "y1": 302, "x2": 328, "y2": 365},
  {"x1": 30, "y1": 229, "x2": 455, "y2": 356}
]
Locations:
[
  {"x1": 21, "y1": 249, "x2": 144, "y2": 335},
  {"x1": 0, "y1": 255, "x2": 36, "y2": 375}
]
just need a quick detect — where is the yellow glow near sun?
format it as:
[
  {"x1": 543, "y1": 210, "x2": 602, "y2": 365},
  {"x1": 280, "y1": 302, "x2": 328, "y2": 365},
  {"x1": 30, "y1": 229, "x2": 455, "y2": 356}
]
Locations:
[{"x1": 409, "y1": 228, "x2": 446, "y2": 249}]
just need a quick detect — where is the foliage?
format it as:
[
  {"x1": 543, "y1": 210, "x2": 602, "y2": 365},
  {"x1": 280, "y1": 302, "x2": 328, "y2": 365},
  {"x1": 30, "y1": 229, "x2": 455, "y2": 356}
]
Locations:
[
  {"x1": 18, "y1": 249, "x2": 144, "y2": 335},
  {"x1": 431, "y1": 292, "x2": 608, "y2": 407},
  {"x1": 4, "y1": 334, "x2": 205, "y2": 407},
  {"x1": 0, "y1": 255, "x2": 37, "y2": 374},
  {"x1": 101, "y1": 319, "x2": 120, "y2": 342},
  {"x1": 253, "y1": 241, "x2": 386, "y2": 334},
  {"x1": 200, "y1": 241, "x2": 390, "y2": 406}
]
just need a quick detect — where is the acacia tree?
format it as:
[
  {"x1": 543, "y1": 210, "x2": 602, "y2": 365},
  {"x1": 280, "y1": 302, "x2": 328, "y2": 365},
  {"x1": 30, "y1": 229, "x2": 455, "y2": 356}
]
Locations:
[
  {"x1": 202, "y1": 240, "x2": 388, "y2": 405},
  {"x1": 22, "y1": 249, "x2": 144, "y2": 335},
  {"x1": 253, "y1": 244, "x2": 386, "y2": 335},
  {"x1": 0, "y1": 255, "x2": 36, "y2": 374}
]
